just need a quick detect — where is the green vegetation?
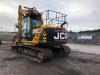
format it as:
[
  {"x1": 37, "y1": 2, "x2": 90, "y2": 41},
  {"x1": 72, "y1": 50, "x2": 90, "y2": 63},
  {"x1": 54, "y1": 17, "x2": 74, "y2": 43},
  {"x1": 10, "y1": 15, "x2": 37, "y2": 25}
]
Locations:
[{"x1": 79, "y1": 29, "x2": 100, "y2": 33}]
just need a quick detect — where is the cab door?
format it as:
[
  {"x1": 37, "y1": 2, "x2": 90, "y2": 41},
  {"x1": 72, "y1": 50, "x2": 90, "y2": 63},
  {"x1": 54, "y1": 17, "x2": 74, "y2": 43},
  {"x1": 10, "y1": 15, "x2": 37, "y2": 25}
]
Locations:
[{"x1": 21, "y1": 17, "x2": 31, "y2": 40}]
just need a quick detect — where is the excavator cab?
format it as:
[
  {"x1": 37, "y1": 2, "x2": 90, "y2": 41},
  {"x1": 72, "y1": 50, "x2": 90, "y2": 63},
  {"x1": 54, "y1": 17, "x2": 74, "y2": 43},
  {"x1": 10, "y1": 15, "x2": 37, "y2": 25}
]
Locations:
[{"x1": 21, "y1": 16, "x2": 43, "y2": 40}]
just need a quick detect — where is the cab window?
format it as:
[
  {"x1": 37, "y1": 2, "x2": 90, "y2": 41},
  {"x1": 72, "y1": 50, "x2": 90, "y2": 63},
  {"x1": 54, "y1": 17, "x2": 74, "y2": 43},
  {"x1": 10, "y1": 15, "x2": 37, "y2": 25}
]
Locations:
[{"x1": 32, "y1": 19, "x2": 43, "y2": 28}]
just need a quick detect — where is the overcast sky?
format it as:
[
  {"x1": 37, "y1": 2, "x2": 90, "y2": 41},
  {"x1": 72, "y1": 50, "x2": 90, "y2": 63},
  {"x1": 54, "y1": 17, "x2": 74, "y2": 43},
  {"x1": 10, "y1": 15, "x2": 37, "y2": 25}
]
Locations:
[{"x1": 0, "y1": 0, "x2": 100, "y2": 32}]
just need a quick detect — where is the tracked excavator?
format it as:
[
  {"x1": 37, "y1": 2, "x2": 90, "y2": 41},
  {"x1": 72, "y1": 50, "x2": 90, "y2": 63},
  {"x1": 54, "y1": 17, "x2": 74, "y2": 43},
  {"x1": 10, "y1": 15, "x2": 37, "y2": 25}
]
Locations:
[{"x1": 12, "y1": 5, "x2": 71, "y2": 62}]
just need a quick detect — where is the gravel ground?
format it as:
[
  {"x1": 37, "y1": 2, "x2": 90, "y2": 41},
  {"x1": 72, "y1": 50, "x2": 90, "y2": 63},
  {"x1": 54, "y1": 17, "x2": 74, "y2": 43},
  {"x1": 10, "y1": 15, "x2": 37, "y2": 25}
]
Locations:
[
  {"x1": 67, "y1": 44, "x2": 100, "y2": 54},
  {"x1": 0, "y1": 44, "x2": 100, "y2": 75}
]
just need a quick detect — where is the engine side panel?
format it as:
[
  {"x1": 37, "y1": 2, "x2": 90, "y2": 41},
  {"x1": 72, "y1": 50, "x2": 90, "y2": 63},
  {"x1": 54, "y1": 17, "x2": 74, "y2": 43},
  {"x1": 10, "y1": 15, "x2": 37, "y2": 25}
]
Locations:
[{"x1": 39, "y1": 28, "x2": 69, "y2": 45}]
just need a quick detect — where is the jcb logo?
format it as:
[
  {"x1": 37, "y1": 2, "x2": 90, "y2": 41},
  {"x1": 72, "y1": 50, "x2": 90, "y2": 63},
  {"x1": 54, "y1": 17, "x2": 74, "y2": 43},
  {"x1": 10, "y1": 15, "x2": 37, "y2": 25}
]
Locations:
[{"x1": 54, "y1": 32, "x2": 68, "y2": 39}]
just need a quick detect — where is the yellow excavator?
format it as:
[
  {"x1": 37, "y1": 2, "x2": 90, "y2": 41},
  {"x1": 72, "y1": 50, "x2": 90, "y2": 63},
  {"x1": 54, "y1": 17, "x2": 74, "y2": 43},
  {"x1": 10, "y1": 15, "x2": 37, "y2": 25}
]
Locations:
[{"x1": 12, "y1": 5, "x2": 71, "y2": 62}]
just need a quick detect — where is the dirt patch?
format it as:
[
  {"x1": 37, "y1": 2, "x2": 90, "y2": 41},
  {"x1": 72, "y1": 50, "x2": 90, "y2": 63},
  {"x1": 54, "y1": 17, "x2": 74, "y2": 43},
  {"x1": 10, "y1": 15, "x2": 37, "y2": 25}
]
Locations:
[
  {"x1": 69, "y1": 56, "x2": 100, "y2": 64},
  {"x1": 0, "y1": 60, "x2": 7, "y2": 68}
]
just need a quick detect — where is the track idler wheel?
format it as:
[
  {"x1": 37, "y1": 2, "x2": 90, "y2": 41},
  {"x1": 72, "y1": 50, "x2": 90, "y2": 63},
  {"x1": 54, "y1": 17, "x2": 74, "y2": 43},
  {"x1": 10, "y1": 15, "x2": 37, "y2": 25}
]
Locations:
[{"x1": 59, "y1": 45, "x2": 71, "y2": 57}]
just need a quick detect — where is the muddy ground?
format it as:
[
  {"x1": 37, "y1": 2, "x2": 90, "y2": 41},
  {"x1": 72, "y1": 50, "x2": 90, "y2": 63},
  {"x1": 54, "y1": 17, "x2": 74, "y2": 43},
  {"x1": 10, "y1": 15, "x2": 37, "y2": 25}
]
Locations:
[{"x1": 0, "y1": 45, "x2": 100, "y2": 75}]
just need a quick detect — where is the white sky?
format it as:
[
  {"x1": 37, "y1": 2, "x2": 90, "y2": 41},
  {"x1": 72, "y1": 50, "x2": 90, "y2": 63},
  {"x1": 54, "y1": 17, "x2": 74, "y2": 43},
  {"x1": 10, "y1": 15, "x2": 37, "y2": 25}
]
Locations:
[{"x1": 0, "y1": 0, "x2": 100, "y2": 32}]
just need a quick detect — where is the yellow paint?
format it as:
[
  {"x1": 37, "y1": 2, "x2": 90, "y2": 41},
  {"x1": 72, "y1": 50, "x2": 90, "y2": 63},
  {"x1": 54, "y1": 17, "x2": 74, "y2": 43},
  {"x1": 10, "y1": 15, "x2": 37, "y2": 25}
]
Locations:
[
  {"x1": 43, "y1": 39, "x2": 47, "y2": 43},
  {"x1": 32, "y1": 28, "x2": 43, "y2": 44},
  {"x1": 43, "y1": 33, "x2": 47, "y2": 36},
  {"x1": 42, "y1": 31, "x2": 47, "y2": 43},
  {"x1": 43, "y1": 37, "x2": 47, "y2": 40},
  {"x1": 41, "y1": 24, "x2": 60, "y2": 28},
  {"x1": 43, "y1": 31, "x2": 47, "y2": 36}
]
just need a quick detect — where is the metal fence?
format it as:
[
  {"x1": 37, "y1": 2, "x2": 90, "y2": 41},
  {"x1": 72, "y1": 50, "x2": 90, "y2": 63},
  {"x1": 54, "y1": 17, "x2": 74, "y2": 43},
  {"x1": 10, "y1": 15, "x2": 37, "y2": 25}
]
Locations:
[
  {"x1": 0, "y1": 24, "x2": 17, "y2": 44},
  {"x1": 0, "y1": 32, "x2": 16, "y2": 44},
  {"x1": 69, "y1": 32, "x2": 100, "y2": 45}
]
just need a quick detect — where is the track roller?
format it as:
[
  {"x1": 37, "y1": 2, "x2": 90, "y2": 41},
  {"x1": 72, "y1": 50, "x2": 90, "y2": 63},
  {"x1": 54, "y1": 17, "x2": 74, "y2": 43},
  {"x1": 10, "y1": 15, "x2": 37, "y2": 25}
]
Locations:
[{"x1": 11, "y1": 45, "x2": 53, "y2": 62}]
